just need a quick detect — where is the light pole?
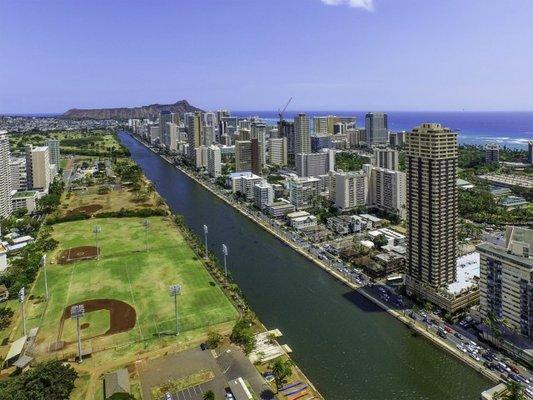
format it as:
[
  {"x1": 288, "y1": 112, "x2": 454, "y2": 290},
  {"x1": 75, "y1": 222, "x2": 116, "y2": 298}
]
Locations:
[
  {"x1": 203, "y1": 225, "x2": 209, "y2": 260},
  {"x1": 71, "y1": 304, "x2": 85, "y2": 363},
  {"x1": 41, "y1": 254, "x2": 49, "y2": 300},
  {"x1": 18, "y1": 287, "x2": 26, "y2": 336},
  {"x1": 93, "y1": 225, "x2": 101, "y2": 260},
  {"x1": 169, "y1": 284, "x2": 181, "y2": 335},
  {"x1": 222, "y1": 244, "x2": 228, "y2": 277},
  {"x1": 142, "y1": 219, "x2": 150, "y2": 252}
]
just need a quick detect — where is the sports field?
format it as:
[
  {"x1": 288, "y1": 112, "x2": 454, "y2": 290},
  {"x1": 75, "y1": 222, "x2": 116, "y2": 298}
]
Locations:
[{"x1": 23, "y1": 216, "x2": 238, "y2": 357}]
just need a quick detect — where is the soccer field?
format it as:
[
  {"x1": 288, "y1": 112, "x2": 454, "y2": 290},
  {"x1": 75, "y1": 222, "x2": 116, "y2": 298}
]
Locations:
[{"x1": 24, "y1": 216, "x2": 238, "y2": 356}]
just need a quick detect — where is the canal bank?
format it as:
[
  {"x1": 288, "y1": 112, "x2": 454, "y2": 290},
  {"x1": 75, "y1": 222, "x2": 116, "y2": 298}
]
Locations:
[{"x1": 119, "y1": 132, "x2": 493, "y2": 400}]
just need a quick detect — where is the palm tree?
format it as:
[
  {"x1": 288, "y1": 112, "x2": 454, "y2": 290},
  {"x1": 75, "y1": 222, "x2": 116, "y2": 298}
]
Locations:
[
  {"x1": 271, "y1": 358, "x2": 293, "y2": 392},
  {"x1": 202, "y1": 390, "x2": 215, "y2": 400},
  {"x1": 496, "y1": 381, "x2": 526, "y2": 400}
]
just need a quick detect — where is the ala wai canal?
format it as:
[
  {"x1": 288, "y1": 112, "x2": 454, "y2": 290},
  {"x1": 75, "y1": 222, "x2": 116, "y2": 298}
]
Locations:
[{"x1": 119, "y1": 132, "x2": 491, "y2": 400}]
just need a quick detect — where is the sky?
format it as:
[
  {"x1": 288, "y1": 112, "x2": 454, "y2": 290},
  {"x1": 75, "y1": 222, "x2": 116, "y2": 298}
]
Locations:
[{"x1": 1, "y1": 0, "x2": 533, "y2": 113}]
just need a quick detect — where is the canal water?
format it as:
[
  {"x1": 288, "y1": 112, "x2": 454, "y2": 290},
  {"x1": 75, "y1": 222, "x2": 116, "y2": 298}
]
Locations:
[{"x1": 119, "y1": 132, "x2": 491, "y2": 400}]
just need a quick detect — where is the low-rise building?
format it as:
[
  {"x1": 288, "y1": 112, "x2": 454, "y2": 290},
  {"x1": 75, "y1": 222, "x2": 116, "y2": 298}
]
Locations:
[
  {"x1": 0, "y1": 244, "x2": 7, "y2": 272},
  {"x1": 229, "y1": 172, "x2": 262, "y2": 201},
  {"x1": 11, "y1": 190, "x2": 38, "y2": 213},
  {"x1": 287, "y1": 211, "x2": 318, "y2": 230},
  {"x1": 253, "y1": 182, "x2": 274, "y2": 210},
  {"x1": 288, "y1": 176, "x2": 320, "y2": 210},
  {"x1": 266, "y1": 199, "x2": 295, "y2": 218}
]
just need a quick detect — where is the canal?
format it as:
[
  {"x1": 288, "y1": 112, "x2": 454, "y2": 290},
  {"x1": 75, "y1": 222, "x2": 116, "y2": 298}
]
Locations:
[{"x1": 119, "y1": 132, "x2": 491, "y2": 400}]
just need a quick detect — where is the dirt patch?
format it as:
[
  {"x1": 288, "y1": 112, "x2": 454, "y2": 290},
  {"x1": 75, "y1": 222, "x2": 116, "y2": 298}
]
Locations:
[
  {"x1": 57, "y1": 246, "x2": 99, "y2": 264},
  {"x1": 56, "y1": 299, "x2": 136, "y2": 345},
  {"x1": 80, "y1": 323, "x2": 90, "y2": 330},
  {"x1": 66, "y1": 204, "x2": 103, "y2": 216}
]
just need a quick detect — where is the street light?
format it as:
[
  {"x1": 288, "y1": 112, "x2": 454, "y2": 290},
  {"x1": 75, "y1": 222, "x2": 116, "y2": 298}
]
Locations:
[
  {"x1": 169, "y1": 284, "x2": 181, "y2": 335},
  {"x1": 71, "y1": 304, "x2": 85, "y2": 363},
  {"x1": 142, "y1": 219, "x2": 150, "y2": 252},
  {"x1": 18, "y1": 287, "x2": 26, "y2": 336},
  {"x1": 41, "y1": 254, "x2": 49, "y2": 300},
  {"x1": 203, "y1": 224, "x2": 209, "y2": 260},
  {"x1": 93, "y1": 225, "x2": 101, "y2": 260},
  {"x1": 222, "y1": 244, "x2": 228, "y2": 277}
]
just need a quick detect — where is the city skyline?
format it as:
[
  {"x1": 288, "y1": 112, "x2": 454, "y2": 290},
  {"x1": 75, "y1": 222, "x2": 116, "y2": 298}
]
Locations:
[{"x1": 2, "y1": 0, "x2": 533, "y2": 113}]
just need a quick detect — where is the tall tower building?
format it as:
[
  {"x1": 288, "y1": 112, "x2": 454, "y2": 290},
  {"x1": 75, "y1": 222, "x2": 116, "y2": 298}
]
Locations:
[
  {"x1": 159, "y1": 110, "x2": 172, "y2": 148},
  {"x1": 187, "y1": 111, "x2": 203, "y2": 160},
  {"x1": 365, "y1": 112, "x2": 389, "y2": 146},
  {"x1": 405, "y1": 123, "x2": 458, "y2": 295},
  {"x1": 294, "y1": 113, "x2": 311, "y2": 155},
  {"x1": 45, "y1": 139, "x2": 60, "y2": 167},
  {"x1": 528, "y1": 141, "x2": 533, "y2": 165},
  {"x1": 278, "y1": 120, "x2": 295, "y2": 165},
  {"x1": 235, "y1": 140, "x2": 252, "y2": 172},
  {"x1": 485, "y1": 143, "x2": 500, "y2": 163},
  {"x1": 268, "y1": 138, "x2": 288, "y2": 167},
  {"x1": 0, "y1": 131, "x2": 12, "y2": 218},
  {"x1": 373, "y1": 147, "x2": 399, "y2": 170}
]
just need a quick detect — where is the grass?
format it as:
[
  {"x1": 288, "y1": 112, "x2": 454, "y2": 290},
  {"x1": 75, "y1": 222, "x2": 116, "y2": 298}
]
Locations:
[{"x1": 19, "y1": 216, "x2": 238, "y2": 358}]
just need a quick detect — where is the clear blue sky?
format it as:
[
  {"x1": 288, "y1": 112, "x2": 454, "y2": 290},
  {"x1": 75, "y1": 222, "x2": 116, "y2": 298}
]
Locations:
[{"x1": 1, "y1": 0, "x2": 533, "y2": 113}]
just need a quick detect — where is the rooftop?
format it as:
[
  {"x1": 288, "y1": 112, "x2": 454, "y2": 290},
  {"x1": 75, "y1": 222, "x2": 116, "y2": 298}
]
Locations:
[{"x1": 447, "y1": 252, "x2": 480, "y2": 295}]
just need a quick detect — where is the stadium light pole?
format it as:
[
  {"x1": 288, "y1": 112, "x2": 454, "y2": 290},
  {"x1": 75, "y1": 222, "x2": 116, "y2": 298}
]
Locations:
[
  {"x1": 71, "y1": 304, "x2": 85, "y2": 363},
  {"x1": 41, "y1": 254, "x2": 49, "y2": 300},
  {"x1": 93, "y1": 225, "x2": 101, "y2": 260},
  {"x1": 142, "y1": 219, "x2": 150, "y2": 252},
  {"x1": 169, "y1": 284, "x2": 181, "y2": 336},
  {"x1": 222, "y1": 244, "x2": 228, "y2": 277},
  {"x1": 18, "y1": 287, "x2": 26, "y2": 336},
  {"x1": 203, "y1": 224, "x2": 209, "y2": 260}
]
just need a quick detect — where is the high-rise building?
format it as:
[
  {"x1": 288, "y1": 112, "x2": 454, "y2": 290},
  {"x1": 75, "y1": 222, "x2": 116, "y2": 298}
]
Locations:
[
  {"x1": 478, "y1": 226, "x2": 533, "y2": 340},
  {"x1": 9, "y1": 157, "x2": 27, "y2": 191},
  {"x1": 268, "y1": 138, "x2": 288, "y2": 167},
  {"x1": 26, "y1": 145, "x2": 51, "y2": 192},
  {"x1": 44, "y1": 139, "x2": 60, "y2": 167},
  {"x1": 278, "y1": 120, "x2": 295, "y2": 164},
  {"x1": 365, "y1": 112, "x2": 389, "y2": 146},
  {"x1": 187, "y1": 111, "x2": 203, "y2": 160},
  {"x1": 159, "y1": 110, "x2": 172, "y2": 148},
  {"x1": 313, "y1": 116, "x2": 328, "y2": 135},
  {"x1": 485, "y1": 143, "x2": 500, "y2": 163},
  {"x1": 405, "y1": 123, "x2": 458, "y2": 299},
  {"x1": 288, "y1": 176, "x2": 321, "y2": 210},
  {"x1": 253, "y1": 181, "x2": 274, "y2": 210},
  {"x1": 296, "y1": 150, "x2": 335, "y2": 178},
  {"x1": 373, "y1": 147, "x2": 399, "y2": 170},
  {"x1": 235, "y1": 140, "x2": 252, "y2": 172},
  {"x1": 294, "y1": 113, "x2": 311, "y2": 155},
  {"x1": 0, "y1": 131, "x2": 12, "y2": 218},
  {"x1": 171, "y1": 112, "x2": 180, "y2": 125},
  {"x1": 334, "y1": 171, "x2": 368, "y2": 211},
  {"x1": 251, "y1": 122, "x2": 267, "y2": 165},
  {"x1": 195, "y1": 145, "x2": 208, "y2": 169},
  {"x1": 528, "y1": 141, "x2": 533, "y2": 165},
  {"x1": 370, "y1": 167, "x2": 406, "y2": 219},
  {"x1": 207, "y1": 145, "x2": 221, "y2": 178},
  {"x1": 251, "y1": 138, "x2": 262, "y2": 175}
]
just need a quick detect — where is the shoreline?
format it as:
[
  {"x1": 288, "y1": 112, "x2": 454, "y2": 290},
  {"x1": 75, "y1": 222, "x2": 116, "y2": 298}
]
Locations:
[{"x1": 126, "y1": 132, "x2": 502, "y2": 386}]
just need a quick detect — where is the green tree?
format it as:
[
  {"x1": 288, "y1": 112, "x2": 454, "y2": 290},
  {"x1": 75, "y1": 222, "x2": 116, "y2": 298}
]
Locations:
[
  {"x1": 372, "y1": 234, "x2": 388, "y2": 249},
  {"x1": 230, "y1": 317, "x2": 256, "y2": 355},
  {"x1": 270, "y1": 358, "x2": 293, "y2": 392},
  {"x1": 207, "y1": 331, "x2": 222, "y2": 349},
  {"x1": 496, "y1": 381, "x2": 526, "y2": 400},
  {"x1": 0, "y1": 360, "x2": 78, "y2": 399}
]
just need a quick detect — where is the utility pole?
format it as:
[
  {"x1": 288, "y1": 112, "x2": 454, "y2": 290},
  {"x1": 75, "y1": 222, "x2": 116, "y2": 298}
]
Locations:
[
  {"x1": 222, "y1": 244, "x2": 228, "y2": 277},
  {"x1": 41, "y1": 254, "x2": 49, "y2": 300},
  {"x1": 169, "y1": 284, "x2": 181, "y2": 335},
  {"x1": 142, "y1": 219, "x2": 150, "y2": 252},
  {"x1": 203, "y1": 224, "x2": 209, "y2": 260},
  {"x1": 18, "y1": 287, "x2": 26, "y2": 336},
  {"x1": 93, "y1": 225, "x2": 101, "y2": 260},
  {"x1": 71, "y1": 305, "x2": 85, "y2": 362}
]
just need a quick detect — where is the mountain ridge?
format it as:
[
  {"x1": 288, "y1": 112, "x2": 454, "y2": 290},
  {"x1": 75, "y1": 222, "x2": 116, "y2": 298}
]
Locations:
[{"x1": 62, "y1": 100, "x2": 203, "y2": 120}]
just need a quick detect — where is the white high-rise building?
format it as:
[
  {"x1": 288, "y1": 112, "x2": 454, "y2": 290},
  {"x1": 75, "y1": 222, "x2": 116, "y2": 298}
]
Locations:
[
  {"x1": 207, "y1": 145, "x2": 221, "y2": 178},
  {"x1": 9, "y1": 157, "x2": 27, "y2": 191},
  {"x1": 294, "y1": 113, "x2": 311, "y2": 155},
  {"x1": 0, "y1": 131, "x2": 12, "y2": 218},
  {"x1": 334, "y1": 171, "x2": 368, "y2": 211},
  {"x1": 288, "y1": 176, "x2": 320, "y2": 210},
  {"x1": 295, "y1": 150, "x2": 335, "y2": 177},
  {"x1": 268, "y1": 138, "x2": 288, "y2": 167},
  {"x1": 253, "y1": 181, "x2": 274, "y2": 210},
  {"x1": 195, "y1": 145, "x2": 208, "y2": 169},
  {"x1": 370, "y1": 167, "x2": 406, "y2": 219},
  {"x1": 26, "y1": 145, "x2": 51, "y2": 192},
  {"x1": 373, "y1": 147, "x2": 399, "y2": 171}
]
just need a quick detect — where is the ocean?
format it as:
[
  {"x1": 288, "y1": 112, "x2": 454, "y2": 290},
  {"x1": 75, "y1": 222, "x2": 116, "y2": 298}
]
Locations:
[{"x1": 233, "y1": 111, "x2": 533, "y2": 150}]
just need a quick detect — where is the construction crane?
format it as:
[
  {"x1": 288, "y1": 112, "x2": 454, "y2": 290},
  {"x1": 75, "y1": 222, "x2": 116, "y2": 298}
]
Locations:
[{"x1": 277, "y1": 97, "x2": 292, "y2": 123}]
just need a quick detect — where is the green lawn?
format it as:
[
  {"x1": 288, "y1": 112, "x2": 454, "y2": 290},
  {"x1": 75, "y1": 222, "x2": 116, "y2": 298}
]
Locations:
[{"x1": 22, "y1": 216, "x2": 238, "y2": 356}]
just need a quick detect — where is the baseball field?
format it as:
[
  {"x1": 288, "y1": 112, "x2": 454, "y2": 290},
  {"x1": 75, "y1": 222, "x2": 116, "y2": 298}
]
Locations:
[{"x1": 22, "y1": 216, "x2": 239, "y2": 358}]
